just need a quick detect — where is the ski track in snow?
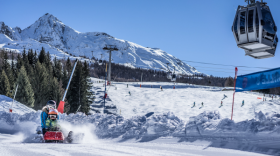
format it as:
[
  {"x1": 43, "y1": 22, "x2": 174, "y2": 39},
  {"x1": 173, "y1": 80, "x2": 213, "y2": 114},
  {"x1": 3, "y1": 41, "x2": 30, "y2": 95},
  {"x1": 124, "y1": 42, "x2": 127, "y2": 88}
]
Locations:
[
  {"x1": 1, "y1": 78, "x2": 280, "y2": 155},
  {"x1": 0, "y1": 134, "x2": 268, "y2": 156}
]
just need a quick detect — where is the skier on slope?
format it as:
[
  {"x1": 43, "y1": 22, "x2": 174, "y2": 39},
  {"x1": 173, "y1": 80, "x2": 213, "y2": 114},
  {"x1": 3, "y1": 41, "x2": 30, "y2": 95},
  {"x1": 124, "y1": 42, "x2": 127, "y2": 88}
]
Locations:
[
  {"x1": 41, "y1": 100, "x2": 59, "y2": 135},
  {"x1": 221, "y1": 101, "x2": 223, "y2": 106},
  {"x1": 242, "y1": 100, "x2": 244, "y2": 106},
  {"x1": 193, "y1": 102, "x2": 195, "y2": 107},
  {"x1": 201, "y1": 102, "x2": 204, "y2": 107}
]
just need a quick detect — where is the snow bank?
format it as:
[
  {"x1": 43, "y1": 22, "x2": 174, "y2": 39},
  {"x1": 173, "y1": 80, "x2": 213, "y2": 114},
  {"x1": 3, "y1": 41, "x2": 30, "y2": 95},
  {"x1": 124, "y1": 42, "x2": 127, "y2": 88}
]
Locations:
[{"x1": 1, "y1": 109, "x2": 280, "y2": 142}]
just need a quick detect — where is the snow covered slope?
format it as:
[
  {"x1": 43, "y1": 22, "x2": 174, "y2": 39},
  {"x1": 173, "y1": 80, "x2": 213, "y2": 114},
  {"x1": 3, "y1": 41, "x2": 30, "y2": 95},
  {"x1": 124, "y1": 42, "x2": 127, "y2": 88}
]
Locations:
[
  {"x1": 1, "y1": 80, "x2": 280, "y2": 155},
  {"x1": 0, "y1": 95, "x2": 35, "y2": 115},
  {"x1": 0, "y1": 14, "x2": 200, "y2": 75},
  {"x1": 91, "y1": 78, "x2": 280, "y2": 122}
]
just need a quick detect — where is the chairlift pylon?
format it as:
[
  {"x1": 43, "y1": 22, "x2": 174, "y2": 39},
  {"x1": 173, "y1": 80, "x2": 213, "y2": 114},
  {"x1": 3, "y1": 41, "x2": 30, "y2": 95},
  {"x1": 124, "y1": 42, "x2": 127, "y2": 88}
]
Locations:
[{"x1": 232, "y1": 0, "x2": 278, "y2": 59}]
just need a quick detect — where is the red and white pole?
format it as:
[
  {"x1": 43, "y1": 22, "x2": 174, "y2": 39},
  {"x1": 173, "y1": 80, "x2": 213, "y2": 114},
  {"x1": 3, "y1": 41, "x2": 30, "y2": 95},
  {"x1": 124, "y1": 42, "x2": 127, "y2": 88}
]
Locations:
[{"x1": 231, "y1": 67, "x2": 238, "y2": 120}]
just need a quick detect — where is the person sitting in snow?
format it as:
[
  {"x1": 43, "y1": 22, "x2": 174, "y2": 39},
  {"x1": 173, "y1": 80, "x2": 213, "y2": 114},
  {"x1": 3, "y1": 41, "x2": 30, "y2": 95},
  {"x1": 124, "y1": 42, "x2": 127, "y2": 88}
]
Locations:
[
  {"x1": 45, "y1": 108, "x2": 61, "y2": 131},
  {"x1": 41, "y1": 100, "x2": 59, "y2": 135}
]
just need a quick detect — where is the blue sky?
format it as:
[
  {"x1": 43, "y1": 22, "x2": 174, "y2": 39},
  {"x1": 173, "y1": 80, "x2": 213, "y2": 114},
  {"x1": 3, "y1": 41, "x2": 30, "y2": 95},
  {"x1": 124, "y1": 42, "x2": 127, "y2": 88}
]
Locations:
[{"x1": 0, "y1": 0, "x2": 279, "y2": 77}]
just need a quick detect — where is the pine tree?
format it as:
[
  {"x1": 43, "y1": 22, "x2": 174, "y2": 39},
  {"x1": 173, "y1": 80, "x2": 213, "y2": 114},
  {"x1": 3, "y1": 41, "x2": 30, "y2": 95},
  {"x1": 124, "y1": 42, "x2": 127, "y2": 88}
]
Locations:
[
  {"x1": 2, "y1": 51, "x2": 14, "y2": 89},
  {"x1": 22, "y1": 48, "x2": 27, "y2": 63},
  {"x1": 48, "y1": 77, "x2": 63, "y2": 105},
  {"x1": 32, "y1": 61, "x2": 49, "y2": 110},
  {"x1": 66, "y1": 57, "x2": 72, "y2": 75},
  {"x1": 62, "y1": 67, "x2": 68, "y2": 89},
  {"x1": 33, "y1": 50, "x2": 38, "y2": 65},
  {"x1": 81, "y1": 61, "x2": 93, "y2": 114},
  {"x1": 11, "y1": 53, "x2": 17, "y2": 82},
  {"x1": 28, "y1": 49, "x2": 34, "y2": 66},
  {"x1": 53, "y1": 57, "x2": 62, "y2": 82},
  {"x1": 38, "y1": 47, "x2": 46, "y2": 64},
  {"x1": 16, "y1": 53, "x2": 23, "y2": 71},
  {"x1": 67, "y1": 61, "x2": 91, "y2": 114},
  {"x1": 68, "y1": 61, "x2": 83, "y2": 114},
  {"x1": 0, "y1": 70, "x2": 12, "y2": 97},
  {"x1": 15, "y1": 66, "x2": 35, "y2": 107}
]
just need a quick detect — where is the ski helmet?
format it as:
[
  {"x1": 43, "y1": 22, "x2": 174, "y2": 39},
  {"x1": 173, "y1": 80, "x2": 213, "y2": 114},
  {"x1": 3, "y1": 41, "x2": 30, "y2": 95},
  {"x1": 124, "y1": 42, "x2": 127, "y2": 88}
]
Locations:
[
  {"x1": 46, "y1": 100, "x2": 56, "y2": 108},
  {"x1": 48, "y1": 108, "x2": 58, "y2": 115},
  {"x1": 48, "y1": 108, "x2": 58, "y2": 120}
]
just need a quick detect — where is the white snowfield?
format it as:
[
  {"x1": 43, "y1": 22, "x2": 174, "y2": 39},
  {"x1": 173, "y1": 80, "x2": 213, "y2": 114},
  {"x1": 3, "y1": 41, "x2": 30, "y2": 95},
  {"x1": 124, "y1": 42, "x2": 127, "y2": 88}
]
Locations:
[
  {"x1": 0, "y1": 95, "x2": 35, "y2": 115},
  {"x1": 0, "y1": 14, "x2": 200, "y2": 75},
  {"x1": 1, "y1": 79, "x2": 280, "y2": 155}
]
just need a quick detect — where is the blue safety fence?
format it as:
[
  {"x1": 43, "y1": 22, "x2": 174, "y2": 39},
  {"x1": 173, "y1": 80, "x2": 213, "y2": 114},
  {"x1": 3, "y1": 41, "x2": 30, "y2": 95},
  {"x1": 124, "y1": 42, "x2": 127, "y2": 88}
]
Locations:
[{"x1": 236, "y1": 67, "x2": 280, "y2": 92}]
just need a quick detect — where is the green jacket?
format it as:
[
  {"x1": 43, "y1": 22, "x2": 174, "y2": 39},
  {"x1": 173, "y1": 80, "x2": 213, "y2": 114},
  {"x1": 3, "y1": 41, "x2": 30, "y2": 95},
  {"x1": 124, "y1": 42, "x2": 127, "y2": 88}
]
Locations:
[{"x1": 45, "y1": 118, "x2": 60, "y2": 131}]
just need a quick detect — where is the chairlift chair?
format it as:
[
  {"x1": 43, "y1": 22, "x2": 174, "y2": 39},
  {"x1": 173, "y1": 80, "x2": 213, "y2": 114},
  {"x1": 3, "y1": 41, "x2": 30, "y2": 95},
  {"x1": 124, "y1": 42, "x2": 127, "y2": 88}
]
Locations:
[
  {"x1": 232, "y1": 0, "x2": 278, "y2": 59},
  {"x1": 167, "y1": 72, "x2": 172, "y2": 79},
  {"x1": 171, "y1": 74, "x2": 176, "y2": 82}
]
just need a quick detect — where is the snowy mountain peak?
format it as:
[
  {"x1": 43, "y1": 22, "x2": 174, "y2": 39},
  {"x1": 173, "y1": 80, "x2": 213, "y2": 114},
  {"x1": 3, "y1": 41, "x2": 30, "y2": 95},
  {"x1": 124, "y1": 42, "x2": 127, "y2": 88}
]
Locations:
[
  {"x1": 0, "y1": 14, "x2": 203, "y2": 75},
  {"x1": 0, "y1": 22, "x2": 21, "y2": 41},
  {"x1": 37, "y1": 13, "x2": 62, "y2": 25}
]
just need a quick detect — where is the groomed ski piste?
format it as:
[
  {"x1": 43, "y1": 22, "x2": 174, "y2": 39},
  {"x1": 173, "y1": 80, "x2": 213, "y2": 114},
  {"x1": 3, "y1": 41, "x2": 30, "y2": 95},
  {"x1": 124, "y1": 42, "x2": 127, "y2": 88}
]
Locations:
[{"x1": 1, "y1": 78, "x2": 280, "y2": 155}]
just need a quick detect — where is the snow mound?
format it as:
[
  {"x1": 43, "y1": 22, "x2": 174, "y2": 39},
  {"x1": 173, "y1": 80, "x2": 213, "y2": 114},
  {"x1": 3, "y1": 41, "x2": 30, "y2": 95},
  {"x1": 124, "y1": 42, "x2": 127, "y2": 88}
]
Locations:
[{"x1": 2, "y1": 109, "x2": 280, "y2": 143}]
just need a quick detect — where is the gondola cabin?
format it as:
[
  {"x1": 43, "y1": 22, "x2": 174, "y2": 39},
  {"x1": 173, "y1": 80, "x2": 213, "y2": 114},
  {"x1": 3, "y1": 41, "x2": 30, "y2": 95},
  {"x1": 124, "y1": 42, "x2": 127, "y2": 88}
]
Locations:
[{"x1": 232, "y1": 1, "x2": 278, "y2": 59}]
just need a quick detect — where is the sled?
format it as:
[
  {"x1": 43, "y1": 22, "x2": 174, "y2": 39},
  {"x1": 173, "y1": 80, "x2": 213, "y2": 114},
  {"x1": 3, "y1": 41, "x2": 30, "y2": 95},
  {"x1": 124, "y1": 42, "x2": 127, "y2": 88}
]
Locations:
[
  {"x1": 43, "y1": 131, "x2": 84, "y2": 143},
  {"x1": 44, "y1": 131, "x2": 65, "y2": 143}
]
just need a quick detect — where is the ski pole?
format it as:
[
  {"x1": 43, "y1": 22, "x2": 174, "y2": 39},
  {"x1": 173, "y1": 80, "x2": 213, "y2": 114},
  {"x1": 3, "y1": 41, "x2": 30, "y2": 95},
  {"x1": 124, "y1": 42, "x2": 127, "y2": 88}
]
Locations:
[
  {"x1": 9, "y1": 84, "x2": 18, "y2": 113},
  {"x1": 57, "y1": 59, "x2": 78, "y2": 113}
]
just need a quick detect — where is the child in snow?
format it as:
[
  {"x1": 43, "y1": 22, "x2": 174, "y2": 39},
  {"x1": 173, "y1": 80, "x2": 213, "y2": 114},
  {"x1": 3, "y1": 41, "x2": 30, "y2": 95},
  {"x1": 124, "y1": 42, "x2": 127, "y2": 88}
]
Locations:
[
  {"x1": 242, "y1": 100, "x2": 244, "y2": 106},
  {"x1": 129, "y1": 91, "x2": 131, "y2": 96},
  {"x1": 45, "y1": 108, "x2": 61, "y2": 131},
  {"x1": 160, "y1": 86, "x2": 163, "y2": 91},
  {"x1": 201, "y1": 102, "x2": 204, "y2": 107},
  {"x1": 41, "y1": 100, "x2": 59, "y2": 135}
]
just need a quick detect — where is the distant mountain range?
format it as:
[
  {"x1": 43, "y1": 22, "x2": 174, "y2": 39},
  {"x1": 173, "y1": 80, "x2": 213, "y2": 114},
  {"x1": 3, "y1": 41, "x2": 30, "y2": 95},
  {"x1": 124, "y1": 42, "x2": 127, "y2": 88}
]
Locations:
[{"x1": 0, "y1": 13, "x2": 201, "y2": 75}]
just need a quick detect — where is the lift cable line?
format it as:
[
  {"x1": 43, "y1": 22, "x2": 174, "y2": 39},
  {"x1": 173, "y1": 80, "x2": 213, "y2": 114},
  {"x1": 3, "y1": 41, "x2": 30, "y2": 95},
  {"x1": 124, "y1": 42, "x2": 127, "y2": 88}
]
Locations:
[
  {"x1": 192, "y1": 66, "x2": 260, "y2": 72},
  {"x1": 195, "y1": 69, "x2": 250, "y2": 75},
  {"x1": 133, "y1": 51, "x2": 274, "y2": 70},
  {"x1": 114, "y1": 48, "x2": 275, "y2": 75},
  {"x1": 181, "y1": 60, "x2": 273, "y2": 69}
]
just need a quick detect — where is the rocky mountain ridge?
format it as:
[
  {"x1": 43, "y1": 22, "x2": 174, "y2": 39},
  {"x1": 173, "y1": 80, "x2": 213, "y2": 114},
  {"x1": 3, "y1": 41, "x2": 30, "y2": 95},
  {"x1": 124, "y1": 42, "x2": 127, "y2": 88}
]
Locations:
[{"x1": 0, "y1": 13, "x2": 201, "y2": 75}]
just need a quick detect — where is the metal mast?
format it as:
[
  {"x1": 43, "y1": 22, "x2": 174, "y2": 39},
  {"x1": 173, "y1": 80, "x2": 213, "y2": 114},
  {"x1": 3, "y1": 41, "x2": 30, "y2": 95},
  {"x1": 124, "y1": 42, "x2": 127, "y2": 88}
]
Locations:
[{"x1": 103, "y1": 45, "x2": 119, "y2": 83}]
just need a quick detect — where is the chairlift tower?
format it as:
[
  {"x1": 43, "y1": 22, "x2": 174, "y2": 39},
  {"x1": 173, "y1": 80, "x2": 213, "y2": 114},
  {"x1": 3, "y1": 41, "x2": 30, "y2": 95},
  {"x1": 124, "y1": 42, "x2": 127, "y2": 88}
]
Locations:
[{"x1": 103, "y1": 45, "x2": 119, "y2": 83}]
